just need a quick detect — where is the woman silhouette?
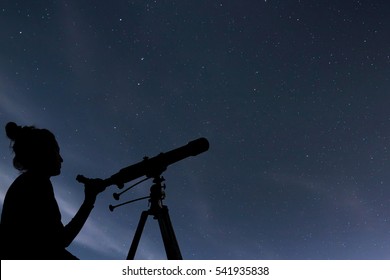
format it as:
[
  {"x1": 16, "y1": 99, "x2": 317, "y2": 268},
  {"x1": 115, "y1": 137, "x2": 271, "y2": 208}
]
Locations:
[{"x1": 1, "y1": 122, "x2": 105, "y2": 259}]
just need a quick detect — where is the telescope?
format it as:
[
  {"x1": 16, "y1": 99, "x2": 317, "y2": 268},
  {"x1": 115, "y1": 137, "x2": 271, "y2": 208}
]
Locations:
[
  {"x1": 77, "y1": 137, "x2": 209, "y2": 188},
  {"x1": 77, "y1": 137, "x2": 209, "y2": 260}
]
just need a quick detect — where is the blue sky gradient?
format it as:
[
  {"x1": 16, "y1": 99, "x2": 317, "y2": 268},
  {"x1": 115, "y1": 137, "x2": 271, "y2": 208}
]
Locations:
[{"x1": 1, "y1": 0, "x2": 390, "y2": 259}]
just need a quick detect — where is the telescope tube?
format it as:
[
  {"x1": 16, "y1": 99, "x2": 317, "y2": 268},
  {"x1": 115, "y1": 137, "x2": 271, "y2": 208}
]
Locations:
[{"x1": 77, "y1": 137, "x2": 209, "y2": 187}]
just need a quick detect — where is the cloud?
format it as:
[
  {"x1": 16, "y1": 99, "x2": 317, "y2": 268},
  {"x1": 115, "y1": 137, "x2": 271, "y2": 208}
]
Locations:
[{"x1": 0, "y1": 79, "x2": 35, "y2": 124}]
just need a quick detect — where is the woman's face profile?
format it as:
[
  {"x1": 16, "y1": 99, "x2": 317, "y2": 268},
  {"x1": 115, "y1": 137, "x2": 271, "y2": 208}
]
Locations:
[{"x1": 33, "y1": 139, "x2": 63, "y2": 177}]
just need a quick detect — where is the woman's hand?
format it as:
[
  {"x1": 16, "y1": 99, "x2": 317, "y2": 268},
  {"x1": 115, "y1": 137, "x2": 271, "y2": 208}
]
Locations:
[
  {"x1": 85, "y1": 177, "x2": 106, "y2": 194},
  {"x1": 76, "y1": 175, "x2": 107, "y2": 204},
  {"x1": 77, "y1": 177, "x2": 106, "y2": 204}
]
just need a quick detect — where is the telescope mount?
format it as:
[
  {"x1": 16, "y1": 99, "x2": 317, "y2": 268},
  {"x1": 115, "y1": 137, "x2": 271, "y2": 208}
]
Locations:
[{"x1": 125, "y1": 175, "x2": 183, "y2": 260}]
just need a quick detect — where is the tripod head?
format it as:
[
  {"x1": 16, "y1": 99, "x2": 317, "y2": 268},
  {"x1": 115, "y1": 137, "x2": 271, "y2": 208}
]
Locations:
[
  {"x1": 149, "y1": 176, "x2": 166, "y2": 211},
  {"x1": 109, "y1": 175, "x2": 166, "y2": 212}
]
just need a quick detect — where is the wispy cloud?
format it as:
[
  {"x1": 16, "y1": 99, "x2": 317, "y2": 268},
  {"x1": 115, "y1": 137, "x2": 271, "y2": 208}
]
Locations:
[{"x1": 0, "y1": 80, "x2": 37, "y2": 124}]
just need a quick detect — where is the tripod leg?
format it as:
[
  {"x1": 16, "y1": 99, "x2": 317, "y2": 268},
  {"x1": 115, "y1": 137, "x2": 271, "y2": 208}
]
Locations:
[
  {"x1": 157, "y1": 206, "x2": 183, "y2": 260},
  {"x1": 127, "y1": 211, "x2": 149, "y2": 260}
]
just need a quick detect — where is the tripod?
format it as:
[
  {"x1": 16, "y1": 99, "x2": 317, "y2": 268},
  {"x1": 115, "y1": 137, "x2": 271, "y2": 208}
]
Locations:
[
  {"x1": 126, "y1": 176, "x2": 183, "y2": 260},
  {"x1": 79, "y1": 137, "x2": 209, "y2": 259}
]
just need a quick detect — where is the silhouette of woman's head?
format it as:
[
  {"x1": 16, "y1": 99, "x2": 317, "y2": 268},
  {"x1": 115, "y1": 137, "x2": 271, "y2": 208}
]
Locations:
[{"x1": 5, "y1": 122, "x2": 63, "y2": 176}]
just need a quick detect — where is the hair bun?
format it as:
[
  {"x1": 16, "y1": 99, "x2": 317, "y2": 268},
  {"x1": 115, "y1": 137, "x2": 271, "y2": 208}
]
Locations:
[{"x1": 5, "y1": 122, "x2": 21, "y2": 141}]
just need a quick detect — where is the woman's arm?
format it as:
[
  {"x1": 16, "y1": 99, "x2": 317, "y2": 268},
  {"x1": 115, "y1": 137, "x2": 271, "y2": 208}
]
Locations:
[{"x1": 63, "y1": 178, "x2": 106, "y2": 247}]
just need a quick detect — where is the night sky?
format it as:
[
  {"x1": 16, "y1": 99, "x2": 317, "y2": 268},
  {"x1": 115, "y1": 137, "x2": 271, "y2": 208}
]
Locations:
[{"x1": 1, "y1": 0, "x2": 390, "y2": 260}]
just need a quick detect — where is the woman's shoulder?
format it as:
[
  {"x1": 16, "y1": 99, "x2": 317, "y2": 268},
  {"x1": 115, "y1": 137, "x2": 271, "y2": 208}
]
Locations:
[
  {"x1": 8, "y1": 172, "x2": 52, "y2": 196},
  {"x1": 15, "y1": 171, "x2": 51, "y2": 183}
]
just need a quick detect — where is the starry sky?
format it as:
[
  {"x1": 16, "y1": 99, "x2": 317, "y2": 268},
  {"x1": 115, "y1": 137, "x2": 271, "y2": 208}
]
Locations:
[{"x1": 1, "y1": 0, "x2": 390, "y2": 260}]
